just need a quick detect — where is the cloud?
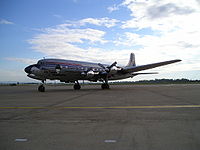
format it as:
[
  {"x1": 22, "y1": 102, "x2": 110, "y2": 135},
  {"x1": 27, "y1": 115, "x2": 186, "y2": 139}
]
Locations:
[
  {"x1": 66, "y1": 17, "x2": 119, "y2": 28},
  {"x1": 147, "y1": 3, "x2": 194, "y2": 19},
  {"x1": 29, "y1": 24, "x2": 107, "y2": 47},
  {"x1": 28, "y1": 10, "x2": 197, "y2": 74},
  {"x1": 0, "y1": 69, "x2": 34, "y2": 82},
  {"x1": 28, "y1": 23, "x2": 133, "y2": 65},
  {"x1": 107, "y1": 4, "x2": 120, "y2": 12},
  {"x1": 113, "y1": 29, "x2": 200, "y2": 71},
  {"x1": 110, "y1": 0, "x2": 200, "y2": 72},
  {"x1": 5, "y1": 57, "x2": 37, "y2": 64},
  {"x1": 0, "y1": 19, "x2": 14, "y2": 25},
  {"x1": 121, "y1": 0, "x2": 200, "y2": 32},
  {"x1": 53, "y1": 14, "x2": 62, "y2": 19}
]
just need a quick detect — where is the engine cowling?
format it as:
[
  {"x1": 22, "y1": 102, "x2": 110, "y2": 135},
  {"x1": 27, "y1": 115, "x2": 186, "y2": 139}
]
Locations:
[
  {"x1": 109, "y1": 66, "x2": 121, "y2": 74},
  {"x1": 86, "y1": 70, "x2": 95, "y2": 78},
  {"x1": 81, "y1": 70, "x2": 96, "y2": 78}
]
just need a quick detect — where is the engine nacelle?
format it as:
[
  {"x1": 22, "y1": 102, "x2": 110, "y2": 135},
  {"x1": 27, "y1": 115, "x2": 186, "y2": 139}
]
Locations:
[
  {"x1": 81, "y1": 70, "x2": 99, "y2": 79},
  {"x1": 109, "y1": 66, "x2": 121, "y2": 74},
  {"x1": 86, "y1": 70, "x2": 95, "y2": 78}
]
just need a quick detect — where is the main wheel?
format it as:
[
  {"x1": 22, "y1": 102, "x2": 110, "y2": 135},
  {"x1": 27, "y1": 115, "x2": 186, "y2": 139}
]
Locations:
[
  {"x1": 74, "y1": 84, "x2": 81, "y2": 90},
  {"x1": 101, "y1": 83, "x2": 109, "y2": 89},
  {"x1": 38, "y1": 85, "x2": 45, "y2": 92}
]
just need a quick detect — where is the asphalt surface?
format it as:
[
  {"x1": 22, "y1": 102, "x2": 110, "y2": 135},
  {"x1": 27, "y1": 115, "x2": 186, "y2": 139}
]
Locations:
[{"x1": 0, "y1": 84, "x2": 200, "y2": 150}]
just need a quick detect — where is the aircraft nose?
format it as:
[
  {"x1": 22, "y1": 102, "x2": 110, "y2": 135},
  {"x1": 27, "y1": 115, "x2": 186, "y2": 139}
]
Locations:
[{"x1": 24, "y1": 65, "x2": 32, "y2": 74}]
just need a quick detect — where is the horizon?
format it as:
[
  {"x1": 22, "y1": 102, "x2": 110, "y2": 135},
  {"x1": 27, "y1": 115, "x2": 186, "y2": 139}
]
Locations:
[{"x1": 1, "y1": 78, "x2": 200, "y2": 84}]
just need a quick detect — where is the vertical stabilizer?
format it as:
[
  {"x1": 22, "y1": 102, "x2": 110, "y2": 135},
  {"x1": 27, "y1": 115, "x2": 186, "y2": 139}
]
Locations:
[{"x1": 126, "y1": 53, "x2": 136, "y2": 67}]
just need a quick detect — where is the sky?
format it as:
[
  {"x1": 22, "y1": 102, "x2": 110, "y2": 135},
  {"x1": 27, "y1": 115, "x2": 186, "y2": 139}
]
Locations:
[{"x1": 0, "y1": 0, "x2": 200, "y2": 82}]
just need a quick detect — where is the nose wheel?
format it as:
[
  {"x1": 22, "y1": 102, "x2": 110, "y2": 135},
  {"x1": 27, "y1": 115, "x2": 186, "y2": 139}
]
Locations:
[
  {"x1": 38, "y1": 80, "x2": 45, "y2": 92},
  {"x1": 38, "y1": 84, "x2": 45, "y2": 92}
]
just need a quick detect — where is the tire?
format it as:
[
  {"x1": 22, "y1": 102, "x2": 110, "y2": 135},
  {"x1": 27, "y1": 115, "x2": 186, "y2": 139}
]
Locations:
[
  {"x1": 38, "y1": 85, "x2": 45, "y2": 92},
  {"x1": 74, "y1": 84, "x2": 81, "y2": 90},
  {"x1": 101, "y1": 83, "x2": 109, "y2": 89}
]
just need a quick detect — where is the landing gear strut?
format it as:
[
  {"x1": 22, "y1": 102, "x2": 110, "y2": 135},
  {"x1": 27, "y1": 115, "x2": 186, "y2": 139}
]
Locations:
[
  {"x1": 74, "y1": 81, "x2": 81, "y2": 90},
  {"x1": 101, "y1": 77, "x2": 110, "y2": 90},
  {"x1": 38, "y1": 80, "x2": 45, "y2": 92}
]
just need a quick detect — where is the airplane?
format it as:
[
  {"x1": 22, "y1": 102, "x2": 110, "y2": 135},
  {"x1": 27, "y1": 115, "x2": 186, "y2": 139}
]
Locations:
[{"x1": 24, "y1": 53, "x2": 181, "y2": 92}]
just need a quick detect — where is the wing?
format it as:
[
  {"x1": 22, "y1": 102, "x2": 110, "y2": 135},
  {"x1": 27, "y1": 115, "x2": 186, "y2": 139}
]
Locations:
[{"x1": 121, "y1": 59, "x2": 181, "y2": 73}]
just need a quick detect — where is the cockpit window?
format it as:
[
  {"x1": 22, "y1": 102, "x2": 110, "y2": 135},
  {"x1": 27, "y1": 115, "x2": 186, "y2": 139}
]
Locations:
[{"x1": 37, "y1": 61, "x2": 44, "y2": 66}]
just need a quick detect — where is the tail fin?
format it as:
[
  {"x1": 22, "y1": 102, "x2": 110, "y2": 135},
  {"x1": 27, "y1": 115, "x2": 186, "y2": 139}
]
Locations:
[{"x1": 126, "y1": 53, "x2": 136, "y2": 67}]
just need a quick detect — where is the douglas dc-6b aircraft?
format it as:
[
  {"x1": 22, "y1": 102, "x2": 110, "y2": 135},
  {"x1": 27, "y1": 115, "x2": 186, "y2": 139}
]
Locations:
[{"x1": 24, "y1": 53, "x2": 181, "y2": 92}]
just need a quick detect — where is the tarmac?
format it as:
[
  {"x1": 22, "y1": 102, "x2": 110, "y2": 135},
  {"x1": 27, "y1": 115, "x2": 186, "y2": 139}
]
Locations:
[{"x1": 0, "y1": 84, "x2": 200, "y2": 150}]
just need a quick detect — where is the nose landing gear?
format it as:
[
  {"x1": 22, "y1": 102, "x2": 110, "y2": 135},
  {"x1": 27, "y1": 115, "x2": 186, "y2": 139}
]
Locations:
[
  {"x1": 38, "y1": 80, "x2": 45, "y2": 92},
  {"x1": 38, "y1": 84, "x2": 45, "y2": 92}
]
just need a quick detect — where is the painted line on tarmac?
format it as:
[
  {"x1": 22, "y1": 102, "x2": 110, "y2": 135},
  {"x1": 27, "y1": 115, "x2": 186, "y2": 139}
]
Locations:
[
  {"x1": 104, "y1": 140, "x2": 117, "y2": 143},
  {"x1": 1, "y1": 105, "x2": 200, "y2": 109},
  {"x1": 15, "y1": 138, "x2": 28, "y2": 142}
]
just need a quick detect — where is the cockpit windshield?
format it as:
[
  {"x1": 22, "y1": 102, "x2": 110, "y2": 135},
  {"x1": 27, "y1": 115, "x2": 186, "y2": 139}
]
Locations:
[{"x1": 37, "y1": 60, "x2": 45, "y2": 66}]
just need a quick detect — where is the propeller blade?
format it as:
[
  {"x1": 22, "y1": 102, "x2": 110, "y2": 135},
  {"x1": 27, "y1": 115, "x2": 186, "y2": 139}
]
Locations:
[
  {"x1": 98, "y1": 63, "x2": 106, "y2": 69},
  {"x1": 108, "y1": 61, "x2": 117, "y2": 69},
  {"x1": 98, "y1": 61, "x2": 117, "y2": 72}
]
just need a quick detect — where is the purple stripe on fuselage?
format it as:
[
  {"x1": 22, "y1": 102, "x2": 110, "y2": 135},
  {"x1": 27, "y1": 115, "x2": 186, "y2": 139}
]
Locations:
[{"x1": 47, "y1": 62, "x2": 83, "y2": 66}]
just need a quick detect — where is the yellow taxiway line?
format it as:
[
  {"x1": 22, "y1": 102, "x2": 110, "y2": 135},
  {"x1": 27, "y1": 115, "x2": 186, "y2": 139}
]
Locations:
[{"x1": 0, "y1": 105, "x2": 200, "y2": 109}]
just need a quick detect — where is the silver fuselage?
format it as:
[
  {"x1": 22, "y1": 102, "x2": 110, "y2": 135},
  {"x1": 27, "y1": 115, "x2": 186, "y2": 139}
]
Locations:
[{"x1": 25, "y1": 59, "x2": 132, "y2": 82}]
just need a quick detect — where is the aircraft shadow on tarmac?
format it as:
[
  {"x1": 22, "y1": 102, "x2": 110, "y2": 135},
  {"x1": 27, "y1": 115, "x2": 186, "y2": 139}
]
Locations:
[{"x1": 27, "y1": 85, "x2": 136, "y2": 93}]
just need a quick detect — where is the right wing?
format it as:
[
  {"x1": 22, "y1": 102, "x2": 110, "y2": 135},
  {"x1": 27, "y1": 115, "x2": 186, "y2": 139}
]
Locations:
[{"x1": 121, "y1": 59, "x2": 181, "y2": 73}]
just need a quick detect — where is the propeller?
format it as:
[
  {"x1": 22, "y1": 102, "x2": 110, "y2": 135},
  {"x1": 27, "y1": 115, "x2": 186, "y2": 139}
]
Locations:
[
  {"x1": 97, "y1": 61, "x2": 117, "y2": 84},
  {"x1": 98, "y1": 61, "x2": 117, "y2": 73}
]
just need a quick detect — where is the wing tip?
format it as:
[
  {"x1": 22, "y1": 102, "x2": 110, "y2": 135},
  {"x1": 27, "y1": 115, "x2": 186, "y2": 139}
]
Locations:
[{"x1": 174, "y1": 59, "x2": 182, "y2": 62}]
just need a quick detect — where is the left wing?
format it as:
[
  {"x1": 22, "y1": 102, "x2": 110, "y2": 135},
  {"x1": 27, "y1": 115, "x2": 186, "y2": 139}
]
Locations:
[{"x1": 121, "y1": 59, "x2": 181, "y2": 73}]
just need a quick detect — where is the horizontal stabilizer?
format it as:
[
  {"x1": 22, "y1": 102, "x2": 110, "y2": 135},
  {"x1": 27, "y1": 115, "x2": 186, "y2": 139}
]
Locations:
[
  {"x1": 132, "y1": 72, "x2": 158, "y2": 76},
  {"x1": 123, "y1": 59, "x2": 181, "y2": 73}
]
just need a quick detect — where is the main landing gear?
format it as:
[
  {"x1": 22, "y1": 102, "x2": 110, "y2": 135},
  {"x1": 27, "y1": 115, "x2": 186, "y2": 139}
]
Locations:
[
  {"x1": 101, "y1": 83, "x2": 110, "y2": 89},
  {"x1": 37, "y1": 80, "x2": 109, "y2": 91},
  {"x1": 101, "y1": 77, "x2": 110, "y2": 90},
  {"x1": 73, "y1": 81, "x2": 81, "y2": 90},
  {"x1": 73, "y1": 81, "x2": 109, "y2": 90}
]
